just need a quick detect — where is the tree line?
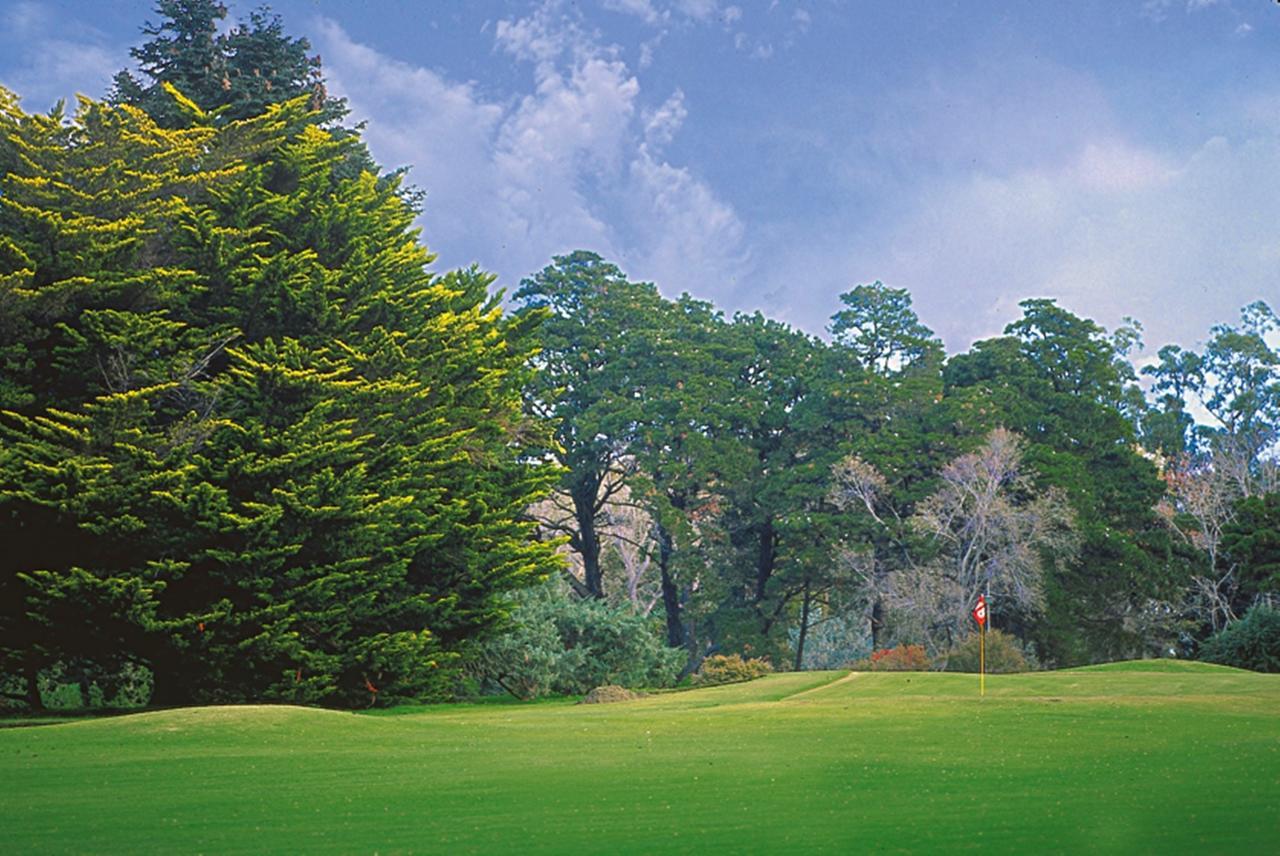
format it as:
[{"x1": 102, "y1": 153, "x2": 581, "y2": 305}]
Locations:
[
  {"x1": 516, "y1": 252, "x2": 1276, "y2": 675},
  {"x1": 2, "y1": 1, "x2": 1277, "y2": 709}
]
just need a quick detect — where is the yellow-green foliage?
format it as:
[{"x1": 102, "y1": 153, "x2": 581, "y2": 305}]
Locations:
[
  {"x1": 0, "y1": 88, "x2": 560, "y2": 708},
  {"x1": 692, "y1": 653, "x2": 774, "y2": 686}
]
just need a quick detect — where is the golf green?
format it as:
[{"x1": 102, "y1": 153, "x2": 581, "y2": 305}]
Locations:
[{"x1": 2, "y1": 662, "x2": 1276, "y2": 853}]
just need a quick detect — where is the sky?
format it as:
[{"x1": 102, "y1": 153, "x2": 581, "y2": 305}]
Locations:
[{"x1": 1, "y1": 0, "x2": 1278, "y2": 360}]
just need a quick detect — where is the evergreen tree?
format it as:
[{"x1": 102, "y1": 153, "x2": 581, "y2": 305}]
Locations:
[
  {"x1": 0, "y1": 90, "x2": 557, "y2": 708},
  {"x1": 111, "y1": 0, "x2": 344, "y2": 128},
  {"x1": 514, "y1": 252, "x2": 668, "y2": 600}
]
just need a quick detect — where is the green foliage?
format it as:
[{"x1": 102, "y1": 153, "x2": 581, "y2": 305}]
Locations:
[
  {"x1": 470, "y1": 580, "x2": 683, "y2": 699},
  {"x1": 941, "y1": 630, "x2": 1036, "y2": 674},
  {"x1": 945, "y1": 300, "x2": 1173, "y2": 664},
  {"x1": 0, "y1": 90, "x2": 559, "y2": 708},
  {"x1": 513, "y1": 252, "x2": 668, "y2": 600},
  {"x1": 691, "y1": 653, "x2": 774, "y2": 686},
  {"x1": 1223, "y1": 493, "x2": 1280, "y2": 599},
  {"x1": 1198, "y1": 605, "x2": 1280, "y2": 673},
  {"x1": 111, "y1": 0, "x2": 346, "y2": 128},
  {"x1": 830, "y1": 282, "x2": 943, "y2": 375},
  {"x1": 856, "y1": 644, "x2": 931, "y2": 671}
]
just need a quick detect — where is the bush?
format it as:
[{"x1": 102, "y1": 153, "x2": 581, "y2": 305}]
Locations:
[
  {"x1": 854, "y1": 644, "x2": 930, "y2": 672},
  {"x1": 1199, "y1": 605, "x2": 1280, "y2": 673},
  {"x1": 578, "y1": 685, "x2": 647, "y2": 704},
  {"x1": 942, "y1": 630, "x2": 1036, "y2": 674},
  {"x1": 470, "y1": 580, "x2": 683, "y2": 698},
  {"x1": 692, "y1": 654, "x2": 774, "y2": 686}
]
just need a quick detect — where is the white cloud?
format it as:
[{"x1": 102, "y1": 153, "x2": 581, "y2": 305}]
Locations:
[
  {"x1": 836, "y1": 135, "x2": 1280, "y2": 353},
  {"x1": 643, "y1": 89, "x2": 688, "y2": 149},
  {"x1": 495, "y1": 4, "x2": 595, "y2": 65},
  {"x1": 674, "y1": 0, "x2": 723, "y2": 22},
  {"x1": 0, "y1": 3, "x2": 121, "y2": 111},
  {"x1": 314, "y1": 13, "x2": 749, "y2": 299},
  {"x1": 626, "y1": 148, "x2": 750, "y2": 299},
  {"x1": 602, "y1": 0, "x2": 668, "y2": 26}
]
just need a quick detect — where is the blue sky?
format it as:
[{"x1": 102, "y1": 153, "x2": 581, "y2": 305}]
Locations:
[{"x1": 2, "y1": 0, "x2": 1278, "y2": 359}]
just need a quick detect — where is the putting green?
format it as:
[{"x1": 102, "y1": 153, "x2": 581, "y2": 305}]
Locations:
[{"x1": 2, "y1": 664, "x2": 1277, "y2": 853}]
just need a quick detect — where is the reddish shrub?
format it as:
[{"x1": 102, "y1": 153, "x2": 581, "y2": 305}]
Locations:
[{"x1": 856, "y1": 644, "x2": 930, "y2": 672}]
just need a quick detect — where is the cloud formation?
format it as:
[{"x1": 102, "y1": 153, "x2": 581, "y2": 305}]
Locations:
[
  {"x1": 314, "y1": 6, "x2": 750, "y2": 299},
  {"x1": 0, "y1": 2, "x2": 120, "y2": 111},
  {"x1": 838, "y1": 134, "x2": 1280, "y2": 354}
]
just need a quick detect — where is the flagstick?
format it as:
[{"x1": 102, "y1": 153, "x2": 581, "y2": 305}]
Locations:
[{"x1": 979, "y1": 621, "x2": 985, "y2": 698}]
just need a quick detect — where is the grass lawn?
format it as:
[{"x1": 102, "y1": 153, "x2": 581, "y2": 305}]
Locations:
[{"x1": 1, "y1": 662, "x2": 1277, "y2": 853}]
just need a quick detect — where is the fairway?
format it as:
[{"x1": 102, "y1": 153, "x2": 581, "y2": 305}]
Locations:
[{"x1": 2, "y1": 663, "x2": 1277, "y2": 854}]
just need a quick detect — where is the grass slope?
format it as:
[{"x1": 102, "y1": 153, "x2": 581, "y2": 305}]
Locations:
[{"x1": 1, "y1": 666, "x2": 1277, "y2": 853}]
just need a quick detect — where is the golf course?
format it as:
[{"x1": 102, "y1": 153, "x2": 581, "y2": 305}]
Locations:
[{"x1": 2, "y1": 661, "x2": 1276, "y2": 853}]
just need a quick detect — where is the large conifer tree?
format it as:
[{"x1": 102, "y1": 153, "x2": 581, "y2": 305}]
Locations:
[{"x1": 0, "y1": 89, "x2": 557, "y2": 708}]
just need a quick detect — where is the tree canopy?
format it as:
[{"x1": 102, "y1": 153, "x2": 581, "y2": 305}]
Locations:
[{"x1": 0, "y1": 88, "x2": 558, "y2": 708}]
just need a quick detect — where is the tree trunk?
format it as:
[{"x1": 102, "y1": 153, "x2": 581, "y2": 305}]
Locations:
[
  {"x1": 148, "y1": 665, "x2": 196, "y2": 709},
  {"x1": 793, "y1": 580, "x2": 812, "y2": 671},
  {"x1": 657, "y1": 525, "x2": 684, "y2": 650},
  {"x1": 23, "y1": 666, "x2": 43, "y2": 712},
  {"x1": 572, "y1": 482, "x2": 605, "y2": 599},
  {"x1": 870, "y1": 597, "x2": 885, "y2": 651}
]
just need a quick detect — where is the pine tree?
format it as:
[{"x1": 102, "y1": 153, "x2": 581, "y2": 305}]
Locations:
[
  {"x1": 0, "y1": 89, "x2": 557, "y2": 708},
  {"x1": 111, "y1": 0, "x2": 345, "y2": 128}
]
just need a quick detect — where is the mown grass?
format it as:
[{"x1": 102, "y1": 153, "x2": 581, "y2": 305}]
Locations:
[{"x1": 1, "y1": 664, "x2": 1277, "y2": 853}]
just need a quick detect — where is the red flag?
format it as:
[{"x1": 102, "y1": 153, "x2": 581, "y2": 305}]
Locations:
[{"x1": 972, "y1": 595, "x2": 987, "y2": 627}]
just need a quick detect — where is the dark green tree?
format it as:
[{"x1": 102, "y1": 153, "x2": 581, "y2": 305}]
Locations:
[
  {"x1": 514, "y1": 252, "x2": 669, "y2": 600},
  {"x1": 945, "y1": 300, "x2": 1174, "y2": 663},
  {"x1": 111, "y1": 0, "x2": 345, "y2": 128},
  {"x1": 1222, "y1": 493, "x2": 1280, "y2": 602},
  {"x1": 625, "y1": 295, "x2": 746, "y2": 667},
  {"x1": 1141, "y1": 344, "x2": 1203, "y2": 458},
  {"x1": 825, "y1": 287, "x2": 983, "y2": 653},
  {"x1": 829, "y1": 282, "x2": 943, "y2": 375}
]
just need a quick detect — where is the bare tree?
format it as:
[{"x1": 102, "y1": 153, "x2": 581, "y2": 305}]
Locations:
[
  {"x1": 832, "y1": 429, "x2": 1076, "y2": 652},
  {"x1": 1160, "y1": 455, "x2": 1242, "y2": 631},
  {"x1": 829, "y1": 454, "x2": 902, "y2": 648}
]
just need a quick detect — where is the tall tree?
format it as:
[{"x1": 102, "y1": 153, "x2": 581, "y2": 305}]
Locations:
[
  {"x1": 0, "y1": 90, "x2": 557, "y2": 708},
  {"x1": 1144, "y1": 302, "x2": 1279, "y2": 640},
  {"x1": 711, "y1": 313, "x2": 829, "y2": 664},
  {"x1": 513, "y1": 252, "x2": 667, "y2": 600},
  {"x1": 825, "y1": 285, "x2": 979, "y2": 651},
  {"x1": 829, "y1": 282, "x2": 943, "y2": 375},
  {"x1": 626, "y1": 295, "x2": 745, "y2": 666}
]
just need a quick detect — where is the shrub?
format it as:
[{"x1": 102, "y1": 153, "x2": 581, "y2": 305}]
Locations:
[
  {"x1": 942, "y1": 630, "x2": 1036, "y2": 674},
  {"x1": 855, "y1": 644, "x2": 931, "y2": 672},
  {"x1": 692, "y1": 654, "x2": 774, "y2": 686},
  {"x1": 1199, "y1": 605, "x2": 1280, "y2": 673},
  {"x1": 578, "y1": 685, "x2": 647, "y2": 704},
  {"x1": 470, "y1": 580, "x2": 683, "y2": 698}
]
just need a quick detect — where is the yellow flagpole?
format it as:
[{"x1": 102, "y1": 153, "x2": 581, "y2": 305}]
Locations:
[{"x1": 979, "y1": 621, "x2": 985, "y2": 697}]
